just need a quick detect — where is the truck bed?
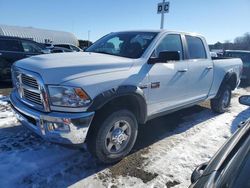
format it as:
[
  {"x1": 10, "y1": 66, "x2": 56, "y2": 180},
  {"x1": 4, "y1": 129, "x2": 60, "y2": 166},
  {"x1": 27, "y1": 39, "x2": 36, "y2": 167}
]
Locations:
[{"x1": 208, "y1": 57, "x2": 242, "y2": 98}]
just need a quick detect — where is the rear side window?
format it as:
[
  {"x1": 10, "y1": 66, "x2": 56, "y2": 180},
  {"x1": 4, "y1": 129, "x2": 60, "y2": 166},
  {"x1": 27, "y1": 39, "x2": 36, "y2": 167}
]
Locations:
[
  {"x1": 21, "y1": 41, "x2": 42, "y2": 53},
  {"x1": 156, "y1": 34, "x2": 183, "y2": 60},
  {"x1": 186, "y1": 36, "x2": 207, "y2": 59},
  {"x1": 0, "y1": 39, "x2": 23, "y2": 52}
]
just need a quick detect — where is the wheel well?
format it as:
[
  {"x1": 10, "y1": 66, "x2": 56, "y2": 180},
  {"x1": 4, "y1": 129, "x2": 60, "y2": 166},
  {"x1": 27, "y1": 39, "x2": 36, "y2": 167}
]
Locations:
[
  {"x1": 215, "y1": 73, "x2": 237, "y2": 98},
  {"x1": 227, "y1": 73, "x2": 237, "y2": 90},
  {"x1": 94, "y1": 95, "x2": 146, "y2": 124}
]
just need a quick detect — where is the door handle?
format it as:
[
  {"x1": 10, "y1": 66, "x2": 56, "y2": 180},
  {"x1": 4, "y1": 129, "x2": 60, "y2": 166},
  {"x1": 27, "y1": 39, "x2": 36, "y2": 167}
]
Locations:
[
  {"x1": 206, "y1": 66, "x2": 213, "y2": 70},
  {"x1": 178, "y1": 69, "x2": 188, "y2": 72}
]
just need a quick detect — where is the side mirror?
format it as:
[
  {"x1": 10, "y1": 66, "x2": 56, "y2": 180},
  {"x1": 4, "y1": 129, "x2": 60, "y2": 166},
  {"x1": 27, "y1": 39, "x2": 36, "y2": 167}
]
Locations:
[
  {"x1": 148, "y1": 51, "x2": 180, "y2": 64},
  {"x1": 239, "y1": 95, "x2": 250, "y2": 106},
  {"x1": 191, "y1": 162, "x2": 208, "y2": 184}
]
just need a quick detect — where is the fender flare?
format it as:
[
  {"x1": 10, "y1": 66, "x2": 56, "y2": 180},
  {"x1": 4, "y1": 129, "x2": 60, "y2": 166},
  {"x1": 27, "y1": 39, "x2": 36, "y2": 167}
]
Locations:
[
  {"x1": 87, "y1": 85, "x2": 147, "y2": 124},
  {"x1": 215, "y1": 71, "x2": 237, "y2": 98}
]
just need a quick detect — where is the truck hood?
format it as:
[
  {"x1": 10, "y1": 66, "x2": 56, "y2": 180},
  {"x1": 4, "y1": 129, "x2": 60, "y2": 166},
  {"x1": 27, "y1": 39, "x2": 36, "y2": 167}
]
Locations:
[{"x1": 15, "y1": 52, "x2": 134, "y2": 84}]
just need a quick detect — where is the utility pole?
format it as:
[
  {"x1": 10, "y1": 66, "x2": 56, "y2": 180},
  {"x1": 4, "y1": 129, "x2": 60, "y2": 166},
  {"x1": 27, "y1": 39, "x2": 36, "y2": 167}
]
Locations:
[
  {"x1": 88, "y1": 30, "x2": 90, "y2": 47},
  {"x1": 160, "y1": 0, "x2": 165, "y2": 29},
  {"x1": 157, "y1": 0, "x2": 170, "y2": 29}
]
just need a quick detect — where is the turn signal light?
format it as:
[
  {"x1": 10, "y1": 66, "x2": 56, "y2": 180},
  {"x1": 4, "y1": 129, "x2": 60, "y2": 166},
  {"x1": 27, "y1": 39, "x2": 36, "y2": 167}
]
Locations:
[{"x1": 74, "y1": 88, "x2": 89, "y2": 100}]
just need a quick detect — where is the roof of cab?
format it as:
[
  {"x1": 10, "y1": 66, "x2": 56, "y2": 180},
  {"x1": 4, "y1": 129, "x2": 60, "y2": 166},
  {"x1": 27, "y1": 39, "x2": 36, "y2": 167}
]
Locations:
[{"x1": 114, "y1": 29, "x2": 202, "y2": 36}]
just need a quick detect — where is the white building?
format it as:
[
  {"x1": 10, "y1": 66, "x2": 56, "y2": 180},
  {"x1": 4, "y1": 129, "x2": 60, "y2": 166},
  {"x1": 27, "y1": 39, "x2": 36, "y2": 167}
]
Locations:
[{"x1": 0, "y1": 24, "x2": 79, "y2": 46}]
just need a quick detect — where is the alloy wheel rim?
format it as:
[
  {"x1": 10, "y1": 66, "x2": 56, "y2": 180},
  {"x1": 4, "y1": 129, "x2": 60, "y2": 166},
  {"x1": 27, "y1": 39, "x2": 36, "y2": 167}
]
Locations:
[{"x1": 105, "y1": 120, "x2": 131, "y2": 154}]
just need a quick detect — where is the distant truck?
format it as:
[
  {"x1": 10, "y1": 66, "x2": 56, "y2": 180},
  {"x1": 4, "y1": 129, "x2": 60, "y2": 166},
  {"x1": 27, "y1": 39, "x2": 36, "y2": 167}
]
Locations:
[
  {"x1": 222, "y1": 50, "x2": 250, "y2": 83},
  {"x1": 10, "y1": 30, "x2": 242, "y2": 163}
]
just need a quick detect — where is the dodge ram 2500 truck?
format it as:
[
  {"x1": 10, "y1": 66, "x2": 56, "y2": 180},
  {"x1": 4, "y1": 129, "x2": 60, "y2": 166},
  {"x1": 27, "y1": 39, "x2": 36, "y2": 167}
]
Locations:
[{"x1": 10, "y1": 30, "x2": 242, "y2": 163}]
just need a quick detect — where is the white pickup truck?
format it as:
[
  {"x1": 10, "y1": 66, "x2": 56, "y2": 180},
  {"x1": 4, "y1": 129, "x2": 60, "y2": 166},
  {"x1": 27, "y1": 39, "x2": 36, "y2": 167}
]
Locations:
[{"x1": 10, "y1": 30, "x2": 242, "y2": 163}]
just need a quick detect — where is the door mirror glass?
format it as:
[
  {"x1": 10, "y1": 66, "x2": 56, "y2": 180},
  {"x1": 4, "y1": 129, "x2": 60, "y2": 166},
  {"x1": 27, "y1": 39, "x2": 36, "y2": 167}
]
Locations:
[
  {"x1": 239, "y1": 95, "x2": 250, "y2": 106},
  {"x1": 148, "y1": 51, "x2": 180, "y2": 64}
]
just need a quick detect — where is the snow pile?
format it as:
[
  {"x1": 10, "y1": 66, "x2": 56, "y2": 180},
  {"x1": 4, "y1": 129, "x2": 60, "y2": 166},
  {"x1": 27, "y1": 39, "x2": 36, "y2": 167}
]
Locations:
[
  {"x1": 0, "y1": 89, "x2": 249, "y2": 188},
  {"x1": 72, "y1": 89, "x2": 249, "y2": 188},
  {"x1": 0, "y1": 95, "x2": 17, "y2": 128}
]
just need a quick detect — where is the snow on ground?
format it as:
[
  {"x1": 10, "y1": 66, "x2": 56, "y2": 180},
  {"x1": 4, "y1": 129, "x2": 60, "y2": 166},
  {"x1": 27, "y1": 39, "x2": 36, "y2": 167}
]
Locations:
[{"x1": 0, "y1": 89, "x2": 249, "y2": 188}]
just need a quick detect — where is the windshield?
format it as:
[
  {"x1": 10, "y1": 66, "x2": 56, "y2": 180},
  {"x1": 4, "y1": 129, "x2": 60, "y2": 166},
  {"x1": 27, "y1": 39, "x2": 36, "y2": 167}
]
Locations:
[{"x1": 86, "y1": 32, "x2": 158, "y2": 59}]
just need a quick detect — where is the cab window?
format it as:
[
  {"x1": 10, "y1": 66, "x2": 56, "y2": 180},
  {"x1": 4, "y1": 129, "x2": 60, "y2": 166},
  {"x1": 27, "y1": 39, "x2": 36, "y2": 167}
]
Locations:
[
  {"x1": 156, "y1": 34, "x2": 183, "y2": 60},
  {"x1": 186, "y1": 36, "x2": 207, "y2": 59}
]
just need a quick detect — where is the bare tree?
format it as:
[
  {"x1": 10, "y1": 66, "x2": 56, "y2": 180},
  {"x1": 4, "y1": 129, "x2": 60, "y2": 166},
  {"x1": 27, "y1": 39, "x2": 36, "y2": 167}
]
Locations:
[{"x1": 210, "y1": 32, "x2": 250, "y2": 51}]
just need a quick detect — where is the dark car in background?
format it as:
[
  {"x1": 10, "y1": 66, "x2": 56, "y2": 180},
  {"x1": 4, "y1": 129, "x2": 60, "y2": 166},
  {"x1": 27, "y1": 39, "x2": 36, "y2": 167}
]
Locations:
[
  {"x1": 0, "y1": 36, "x2": 49, "y2": 81},
  {"x1": 190, "y1": 95, "x2": 250, "y2": 188},
  {"x1": 54, "y1": 44, "x2": 83, "y2": 52},
  {"x1": 223, "y1": 50, "x2": 250, "y2": 83}
]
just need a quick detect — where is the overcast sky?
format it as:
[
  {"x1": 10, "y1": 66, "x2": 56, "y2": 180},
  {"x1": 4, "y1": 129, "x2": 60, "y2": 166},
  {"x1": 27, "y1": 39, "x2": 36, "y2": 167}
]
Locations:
[{"x1": 0, "y1": 0, "x2": 249, "y2": 44}]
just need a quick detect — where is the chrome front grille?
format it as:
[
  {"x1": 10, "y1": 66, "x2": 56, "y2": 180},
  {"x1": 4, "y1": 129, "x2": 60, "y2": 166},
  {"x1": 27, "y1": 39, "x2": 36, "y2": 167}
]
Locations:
[
  {"x1": 23, "y1": 88, "x2": 42, "y2": 105},
  {"x1": 13, "y1": 67, "x2": 50, "y2": 112},
  {"x1": 21, "y1": 74, "x2": 39, "y2": 89}
]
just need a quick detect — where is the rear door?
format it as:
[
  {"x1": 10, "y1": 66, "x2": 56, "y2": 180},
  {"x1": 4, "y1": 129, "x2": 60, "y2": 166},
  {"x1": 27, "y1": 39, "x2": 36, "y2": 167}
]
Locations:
[
  {"x1": 0, "y1": 39, "x2": 24, "y2": 80},
  {"x1": 184, "y1": 35, "x2": 213, "y2": 101},
  {"x1": 147, "y1": 34, "x2": 189, "y2": 115}
]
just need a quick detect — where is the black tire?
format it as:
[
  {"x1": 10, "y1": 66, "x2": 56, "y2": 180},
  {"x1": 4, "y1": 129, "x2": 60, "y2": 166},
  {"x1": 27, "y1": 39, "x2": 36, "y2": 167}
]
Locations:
[
  {"x1": 211, "y1": 85, "x2": 231, "y2": 113},
  {"x1": 87, "y1": 109, "x2": 138, "y2": 164}
]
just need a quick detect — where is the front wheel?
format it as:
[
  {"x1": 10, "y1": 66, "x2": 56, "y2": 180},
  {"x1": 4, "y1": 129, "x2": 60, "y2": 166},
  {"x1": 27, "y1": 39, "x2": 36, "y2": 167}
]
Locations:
[
  {"x1": 87, "y1": 109, "x2": 138, "y2": 164},
  {"x1": 211, "y1": 85, "x2": 231, "y2": 113}
]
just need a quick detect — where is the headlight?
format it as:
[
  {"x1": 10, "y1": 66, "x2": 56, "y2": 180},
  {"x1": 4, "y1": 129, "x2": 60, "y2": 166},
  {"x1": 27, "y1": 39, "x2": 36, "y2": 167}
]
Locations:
[{"x1": 48, "y1": 86, "x2": 91, "y2": 108}]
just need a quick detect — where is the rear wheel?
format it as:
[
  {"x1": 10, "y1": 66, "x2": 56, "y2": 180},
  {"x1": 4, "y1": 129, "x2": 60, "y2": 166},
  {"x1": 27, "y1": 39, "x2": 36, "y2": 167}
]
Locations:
[
  {"x1": 211, "y1": 85, "x2": 231, "y2": 113},
  {"x1": 87, "y1": 109, "x2": 138, "y2": 164}
]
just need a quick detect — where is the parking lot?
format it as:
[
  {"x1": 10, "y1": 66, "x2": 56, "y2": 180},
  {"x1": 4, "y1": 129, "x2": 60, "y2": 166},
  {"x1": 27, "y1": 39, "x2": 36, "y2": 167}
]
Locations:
[
  {"x1": 0, "y1": 0, "x2": 249, "y2": 187},
  {"x1": 1, "y1": 82, "x2": 249, "y2": 188}
]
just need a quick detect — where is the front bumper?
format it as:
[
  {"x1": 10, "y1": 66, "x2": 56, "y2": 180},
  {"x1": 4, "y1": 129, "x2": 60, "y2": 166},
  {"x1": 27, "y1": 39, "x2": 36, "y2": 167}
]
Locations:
[{"x1": 10, "y1": 92, "x2": 95, "y2": 145}]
